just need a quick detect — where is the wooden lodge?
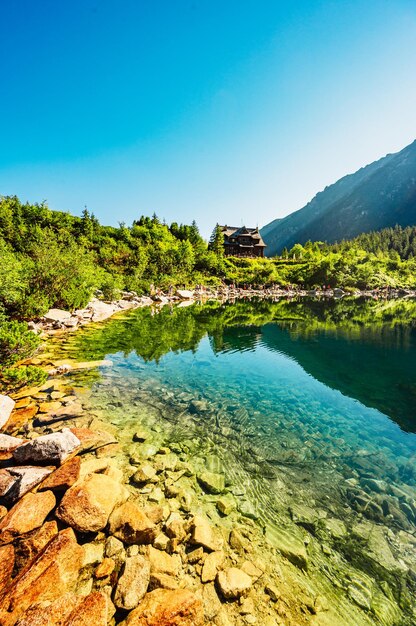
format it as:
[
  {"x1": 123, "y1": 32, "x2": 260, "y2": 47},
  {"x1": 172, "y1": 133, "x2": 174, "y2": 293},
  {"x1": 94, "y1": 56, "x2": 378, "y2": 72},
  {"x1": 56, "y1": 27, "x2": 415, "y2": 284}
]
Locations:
[{"x1": 220, "y1": 225, "x2": 267, "y2": 258}]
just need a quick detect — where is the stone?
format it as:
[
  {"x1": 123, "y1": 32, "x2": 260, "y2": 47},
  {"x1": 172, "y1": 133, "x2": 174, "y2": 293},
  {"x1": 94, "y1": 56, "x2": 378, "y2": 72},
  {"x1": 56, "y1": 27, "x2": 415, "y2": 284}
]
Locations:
[
  {"x1": 4, "y1": 404, "x2": 38, "y2": 434},
  {"x1": 114, "y1": 555, "x2": 150, "y2": 610},
  {"x1": 153, "y1": 533, "x2": 170, "y2": 551},
  {"x1": 38, "y1": 457, "x2": 81, "y2": 492},
  {"x1": 95, "y1": 557, "x2": 115, "y2": 579},
  {"x1": 216, "y1": 567, "x2": 252, "y2": 599},
  {"x1": 43, "y1": 308, "x2": 72, "y2": 323},
  {"x1": 82, "y1": 542, "x2": 105, "y2": 567},
  {"x1": 78, "y1": 457, "x2": 109, "y2": 478},
  {"x1": 132, "y1": 464, "x2": 157, "y2": 484},
  {"x1": 217, "y1": 493, "x2": 236, "y2": 516},
  {"x1": 14, "y1": 521, "x2": 58, "y2": 572},
  {"x1": 72, "y1": 425, "x2": 116, "y2": 448},
  {"x1": 0, "y1": 434, "x2": 23, "y2": 452},
  {"x1": 0, "y1": 528, "x2": 83, "y2": 625},
  {"x1": 0, "y1": 395, "x2": 15, "y2": 430},
  {"x1": 176, "y1": 289, "x2": 194, "y2": 300},
  {"x1": 125, "y1": 589, "x2": 204, "y2": 626},
  {"x1": 13, "y1": 429, "x2": 80, "y2": 465},
  {"x1": 0, "y1": 545, "x2": 14, "y2": 592},
  {"x1": 265, "y1": 582, "x2": 281, "y2": 601},
  {"x1": 0, "y1": 491, "x2": 56, "y2": 545},
  {"x1": 145, "y1": 505, "x2": 167, "y2": 524},
  {"x1": 109, "y1": 501, "x2": 156, "y2": 544},
  {"x1": 0, "y1": 470, "x2": 18, "y2": 499},
  {"x1": 3, "y1": 466, "x2": 52, "y2": 503},
  {"x1": 57, "y1": 473, "x2": 128, "y2": 533},
  {"x1": 202, "y1": 583, "x2": 222, "y2": 620},
  {"x1": 147, "y1": 546, "x2": 181, "y2": 576},
  {"x1": 105, "y1": 536, "x2": 124, "y2": 558},
  {"x1": 149, "y1": 573, "x2": 179, "y2": 590},
  {"x1": 35, "y1": 404, "x2": 84, "y2": 426},
  {"x1": 133, "y1": 430, "x2": 150, "y2": 442},
  {"x1": 14, "y1": 593, "x2": 80, "y2": 626},
  {"x1": 186, "y1": 547, "x2": 204, "y2": 563},
  {"x1": 198, "y1": 471, "x2": 225, "y2": 494},
  {"x1": 148, "y1": 487, "x2": 164, "y2": 503},
  {"x1": 240, "y1": 597, "x2": 255, "y2": 615},
  {"x1": 64, "y1": 591, "x2": 109, "y2": 626},
  {"x1": 190, "y1": 515, "x2": 223, "y2": 551},
  {"x1": 201, "y1": 550, "x2": 225, "y2": 582},
  {"x1": 165, "y1": 512, "x2": 186, "y2": 542},
  {"x1": 241, "y1": 561, "x2": 264, "y2": 581},
  {"x1": 37, "y1": 401, "x2": 63, "y2": 414}
]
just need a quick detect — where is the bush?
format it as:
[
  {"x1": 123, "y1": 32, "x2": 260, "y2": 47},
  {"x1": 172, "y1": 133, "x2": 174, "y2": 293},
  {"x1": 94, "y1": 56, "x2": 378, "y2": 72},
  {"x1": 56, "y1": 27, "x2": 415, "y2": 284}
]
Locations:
[
  {"x1": 99, "y1": 273, "x2": 124, "y2": 301},
  {"x1": 0, "y1": 365, "x2": 47, "y2": 392},
  {"x1": 0, "y1": 319, "x2": 41, "y2": 366}
]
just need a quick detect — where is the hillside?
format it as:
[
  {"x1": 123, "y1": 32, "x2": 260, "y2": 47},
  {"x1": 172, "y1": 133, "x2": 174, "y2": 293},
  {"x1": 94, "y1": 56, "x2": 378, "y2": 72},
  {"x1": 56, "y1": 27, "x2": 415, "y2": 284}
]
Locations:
[{"x1": 261, "y1": 139, "x2": 416, "y2": 256}]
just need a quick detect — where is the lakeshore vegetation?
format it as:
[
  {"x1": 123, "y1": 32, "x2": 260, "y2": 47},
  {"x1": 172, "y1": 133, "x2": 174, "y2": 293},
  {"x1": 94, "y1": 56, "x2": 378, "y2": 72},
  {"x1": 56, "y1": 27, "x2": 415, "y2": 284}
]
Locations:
[{"x1": 1, "y1": 194, "x2": 416, "y2": 391}]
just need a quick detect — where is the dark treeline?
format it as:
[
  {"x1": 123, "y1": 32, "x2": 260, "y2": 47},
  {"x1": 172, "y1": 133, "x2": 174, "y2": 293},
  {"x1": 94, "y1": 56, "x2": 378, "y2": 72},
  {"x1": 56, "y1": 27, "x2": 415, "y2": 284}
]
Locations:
[{"x1": 331, "y1": 225, "x2": 416, "y2": 260}]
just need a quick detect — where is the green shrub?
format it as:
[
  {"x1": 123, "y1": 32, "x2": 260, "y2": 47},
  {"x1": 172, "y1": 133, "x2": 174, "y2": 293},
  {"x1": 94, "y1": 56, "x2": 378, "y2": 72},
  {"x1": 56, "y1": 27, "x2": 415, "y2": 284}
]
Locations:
[
  {"x1": 99, "y1": 273, "x2": 124, "y2": 301},
  {"x1": 0, "y1": 365, "x2": 47, "y2": 392},
  {"x1": 0, "y1": 319, "x2": 41, "y2": 366}
]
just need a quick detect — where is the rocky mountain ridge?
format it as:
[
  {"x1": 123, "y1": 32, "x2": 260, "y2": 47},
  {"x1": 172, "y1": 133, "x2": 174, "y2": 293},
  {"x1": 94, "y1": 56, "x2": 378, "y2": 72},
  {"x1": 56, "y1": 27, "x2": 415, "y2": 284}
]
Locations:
[{"x1": 261, "y1": 139, "x2": 416, "y2": 256}]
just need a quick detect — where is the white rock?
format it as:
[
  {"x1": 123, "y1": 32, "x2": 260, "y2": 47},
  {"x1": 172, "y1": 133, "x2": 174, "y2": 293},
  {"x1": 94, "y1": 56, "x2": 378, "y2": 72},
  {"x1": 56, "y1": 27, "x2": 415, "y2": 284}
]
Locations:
[
  {"x1": 43, "y1": 308, "x2": 72, "y2": 322},
  {"x1": 6, "y1": 466, "x2": 52, "y2": 501},
  {"x1": 176, "y1": 289, "x2": 194, "y2": 300},
  {"x1": 0, "y1": 395, "x2": 15, "y2": 429},
  {"x1": 0, "y1": 434, "x2": 23, "y2": 452},
  {"x1": 13, "y1": 429, "x2": 80, "y2": 465}
]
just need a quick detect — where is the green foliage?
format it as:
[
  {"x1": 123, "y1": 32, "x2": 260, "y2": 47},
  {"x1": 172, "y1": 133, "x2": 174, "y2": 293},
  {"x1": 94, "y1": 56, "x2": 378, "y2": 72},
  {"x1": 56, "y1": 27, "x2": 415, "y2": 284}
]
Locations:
[
  {"x1": 0, "y1": 319, "x2": 41, "y2": 366},
  {"x1": 0, "y1": 316, "x2": 45, "y2": 392},
  {"x1": 209, "y1": 224, "x2": 225, "y2": 259},
  {"x1": 0, "y1": 196, "x2": 226, "y2": 321},
  {"x1": 0, "y1": 365, "x2": 47, "y2": 393}
]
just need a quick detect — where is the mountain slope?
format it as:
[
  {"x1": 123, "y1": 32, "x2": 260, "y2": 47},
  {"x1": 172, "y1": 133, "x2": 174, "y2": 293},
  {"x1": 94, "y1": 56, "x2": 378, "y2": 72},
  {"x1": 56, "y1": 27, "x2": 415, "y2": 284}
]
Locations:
[{"x1": 261, "y1": 140, "x2": 416, "y2": 256}]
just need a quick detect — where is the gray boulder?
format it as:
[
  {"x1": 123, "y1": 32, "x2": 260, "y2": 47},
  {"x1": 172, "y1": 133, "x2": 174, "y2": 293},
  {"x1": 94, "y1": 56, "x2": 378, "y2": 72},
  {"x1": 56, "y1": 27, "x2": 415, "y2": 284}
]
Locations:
[{"x1": 13, "y1": 429, "x2": 80, "y2": 465}]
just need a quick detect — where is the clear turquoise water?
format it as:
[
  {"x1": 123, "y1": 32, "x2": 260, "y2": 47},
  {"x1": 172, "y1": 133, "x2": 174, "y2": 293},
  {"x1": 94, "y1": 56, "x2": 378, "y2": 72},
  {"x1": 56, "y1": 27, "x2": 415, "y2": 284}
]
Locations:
[{"x1": 61, "y1": 297, "x2": 416, "y2": 623}]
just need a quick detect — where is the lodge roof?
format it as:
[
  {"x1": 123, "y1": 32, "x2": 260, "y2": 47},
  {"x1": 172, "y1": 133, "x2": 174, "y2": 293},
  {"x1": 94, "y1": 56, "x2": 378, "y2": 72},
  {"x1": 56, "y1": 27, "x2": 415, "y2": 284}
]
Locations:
[{"x1": 220, "y1": 225, "x2": 267, "y2": 247}]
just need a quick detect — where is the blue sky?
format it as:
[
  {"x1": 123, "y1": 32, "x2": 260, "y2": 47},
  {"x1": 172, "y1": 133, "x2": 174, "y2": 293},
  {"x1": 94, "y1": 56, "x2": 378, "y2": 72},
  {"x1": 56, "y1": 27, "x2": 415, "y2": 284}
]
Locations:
[{"x1": 1, "y1": 0, "x2": 415, "y2": 237}]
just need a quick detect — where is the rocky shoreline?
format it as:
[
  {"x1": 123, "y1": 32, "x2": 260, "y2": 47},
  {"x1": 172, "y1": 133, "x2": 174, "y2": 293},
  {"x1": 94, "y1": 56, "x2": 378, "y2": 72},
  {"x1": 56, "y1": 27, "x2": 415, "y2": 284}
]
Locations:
[
  {"x1": 27, "y1": 284, "x2": 416, "y2": 334},
  {"x1": 0, "y1": 377, "x2": 315, "y2": 626}
]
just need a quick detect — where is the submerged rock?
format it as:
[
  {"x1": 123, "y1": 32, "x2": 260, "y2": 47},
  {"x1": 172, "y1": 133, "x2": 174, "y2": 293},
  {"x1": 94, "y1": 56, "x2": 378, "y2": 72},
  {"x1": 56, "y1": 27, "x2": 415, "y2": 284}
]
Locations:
[
  {"x1": 57, "y1": 473, "x2": 128, "y2": 532},
  {"x1": 114, "y1": 555, "x2": 150, "y2": 610},
  {"x1": 197, "y1": 471, "x2": 225, "y2": 494},
  {"x1": 109, "y1": 501, "x2": 156, "y2": 545},
  {"x1": 201, "y1": 550, "x2": 225, "y2": 582},
  {"x1": 216, "y1": 567, "x2": 252, "y2": 599},
  {"x1": 190, "y1": 515, "x2": 223, "y2": 551}
]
